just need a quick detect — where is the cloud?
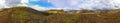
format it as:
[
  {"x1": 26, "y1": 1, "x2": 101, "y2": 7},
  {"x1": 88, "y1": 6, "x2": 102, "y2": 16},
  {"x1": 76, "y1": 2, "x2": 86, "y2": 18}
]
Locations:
[
  {"x1": 0, "y1": 0, "x2": 5, "y2": 5},
  {"x1": 5, "y1": 0, "x2": 21, "y2": 7},
  {"x1": 111, "y1": 0, "x2": 120, "y2": 7},
  {"x1": 21, "y1": 0, "x2": 29, "y2": 3},
  {"x1": 17, "y1": 0, "x2": 29, "y2": 6},
  {"x1": 49, "y1": 0, "x2": 68, "y2": 8},
  {"x1": 1, "y1": 0, "x2": 28, "y2": 8},
  {"x1": 0, "y1": 0, "x2": 5, "y2": 8},
  {"x1": 49, "y1": 0, "x2": 120, "y2": 10},
  {"x1": 1, "y1": 0, "x2": 120, "y2": 11}
]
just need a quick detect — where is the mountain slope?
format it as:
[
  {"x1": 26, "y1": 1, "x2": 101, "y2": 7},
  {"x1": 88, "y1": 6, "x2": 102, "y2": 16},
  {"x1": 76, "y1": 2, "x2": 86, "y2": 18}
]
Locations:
[
  {"x1": 0, "y1": 6, "x2": 47, "y2": 23},
  {"x1": 0, "y1": 6, "x2": 120, "y2": 23}
]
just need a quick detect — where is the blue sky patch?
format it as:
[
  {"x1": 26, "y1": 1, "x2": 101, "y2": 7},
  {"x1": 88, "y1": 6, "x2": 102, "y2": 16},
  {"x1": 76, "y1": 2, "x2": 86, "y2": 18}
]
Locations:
[{"x1": 28, "y1": 0, "x2": 54, "y2": 8}]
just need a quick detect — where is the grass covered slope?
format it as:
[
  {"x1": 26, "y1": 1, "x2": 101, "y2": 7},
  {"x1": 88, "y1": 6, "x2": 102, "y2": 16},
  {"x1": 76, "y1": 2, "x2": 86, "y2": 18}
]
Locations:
[
  {"x1": 0, "y1": 6, "x2": 46, "y2": 23},
  {"x1": 0, "y1": 6, "x2": 120, "y2": 23}
]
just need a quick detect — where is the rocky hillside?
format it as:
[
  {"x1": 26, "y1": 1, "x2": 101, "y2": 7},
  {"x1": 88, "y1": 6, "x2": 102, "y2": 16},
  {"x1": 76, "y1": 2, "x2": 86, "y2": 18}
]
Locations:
[{"x1": 0, "y1": 6, "x2": 120, "y2": 23}]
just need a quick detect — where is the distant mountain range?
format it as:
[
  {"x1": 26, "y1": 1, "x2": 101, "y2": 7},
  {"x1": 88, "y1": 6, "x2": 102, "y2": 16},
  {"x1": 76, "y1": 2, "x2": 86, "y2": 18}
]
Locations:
[{"x1": 0, "y1": 6, "x2": 120, "y2": 23}]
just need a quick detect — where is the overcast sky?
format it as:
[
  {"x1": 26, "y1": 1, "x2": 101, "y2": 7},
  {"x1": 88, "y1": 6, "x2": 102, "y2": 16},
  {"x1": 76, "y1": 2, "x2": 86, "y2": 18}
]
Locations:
[{"x1": 0, "y1": 0, "x2": 120, "y2": 10}]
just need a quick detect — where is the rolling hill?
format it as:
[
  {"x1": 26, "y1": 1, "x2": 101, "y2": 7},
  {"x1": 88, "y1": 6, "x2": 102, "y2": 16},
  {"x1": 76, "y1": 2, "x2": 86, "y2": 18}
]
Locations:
[{"x1": 0, "y1": 6, "x2": 120, "y2": 23}]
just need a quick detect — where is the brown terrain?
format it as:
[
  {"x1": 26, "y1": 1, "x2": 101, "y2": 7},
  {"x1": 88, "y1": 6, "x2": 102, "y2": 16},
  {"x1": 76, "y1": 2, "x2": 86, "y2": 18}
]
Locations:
[{"x1": 0, "y1": 6, "x2": 120, "y2": 23}]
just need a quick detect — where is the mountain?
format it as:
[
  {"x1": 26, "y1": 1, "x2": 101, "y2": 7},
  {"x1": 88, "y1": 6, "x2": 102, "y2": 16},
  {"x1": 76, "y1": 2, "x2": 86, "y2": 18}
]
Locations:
[{"x1": 0, "y1": 6, "x2": 120, "y2": 23}]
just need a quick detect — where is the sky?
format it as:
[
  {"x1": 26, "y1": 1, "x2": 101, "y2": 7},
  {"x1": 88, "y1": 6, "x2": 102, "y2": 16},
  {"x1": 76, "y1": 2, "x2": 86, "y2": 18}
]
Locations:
[{"x1": 0, "y1": 0, "x2": 120, "y2": 11}]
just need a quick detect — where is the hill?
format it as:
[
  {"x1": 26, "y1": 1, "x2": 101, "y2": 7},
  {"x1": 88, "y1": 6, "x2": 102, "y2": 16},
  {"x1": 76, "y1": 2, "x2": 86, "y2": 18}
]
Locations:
[
  {"x1": 0, "y1": 6, "x2": 120, "y2": 23},
  {"x1": 0, "y1": 6, "x2": 47, "y2": 23}
]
